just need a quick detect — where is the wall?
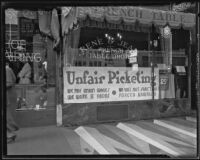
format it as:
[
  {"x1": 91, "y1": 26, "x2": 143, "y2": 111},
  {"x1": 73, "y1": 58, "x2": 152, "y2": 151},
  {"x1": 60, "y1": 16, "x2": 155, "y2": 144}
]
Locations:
[{"x1": 62, "y1": 99, "x2": 191, "y2": 126}]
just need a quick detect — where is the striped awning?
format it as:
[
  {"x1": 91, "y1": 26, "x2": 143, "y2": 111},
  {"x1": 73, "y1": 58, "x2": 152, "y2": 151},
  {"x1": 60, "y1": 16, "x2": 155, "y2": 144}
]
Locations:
[{"x1": 62, "y1": 6, "x2": 196, "y2": 35}]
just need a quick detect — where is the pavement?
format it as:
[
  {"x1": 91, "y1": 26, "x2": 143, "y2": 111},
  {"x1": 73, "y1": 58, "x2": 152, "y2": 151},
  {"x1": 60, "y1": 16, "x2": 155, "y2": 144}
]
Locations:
[{"x1": 7, "y1": 116, "x2": 197, "y2": 157}]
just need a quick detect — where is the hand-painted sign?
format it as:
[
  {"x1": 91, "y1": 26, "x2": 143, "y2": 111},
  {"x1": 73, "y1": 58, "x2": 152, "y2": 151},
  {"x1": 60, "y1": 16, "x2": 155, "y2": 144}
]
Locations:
[
  {"x1": 63, "y1": 67, "x2": 159, "y2": 103},
  {"x1": 77, "y1": 7, "x2": 195, "y2": 28},
  {"x1": 129, "y1": 57, "x2": 137, "y2": 63},
  {"x1": 129, "y1": 49, "x2": 138, "y2": 57},
  {"x1": 172, "y1": 2, "x2": 193, "y2": 12},
  {"x1": 159, "y1": 74, "x2": 169, "y2": 90},
  {"x1": 5, "y1": 39, "x2": 42, "y2": 62}
]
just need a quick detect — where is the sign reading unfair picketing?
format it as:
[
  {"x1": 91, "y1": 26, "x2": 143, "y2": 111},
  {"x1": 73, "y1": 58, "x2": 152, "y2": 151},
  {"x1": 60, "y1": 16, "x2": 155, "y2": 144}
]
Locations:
[{"x1": 63, "y1": 67, "x2": 159, "y2": 103}]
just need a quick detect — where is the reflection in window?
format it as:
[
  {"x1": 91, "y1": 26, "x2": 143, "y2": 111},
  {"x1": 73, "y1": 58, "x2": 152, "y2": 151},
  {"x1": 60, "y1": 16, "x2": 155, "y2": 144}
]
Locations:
[{"x1": 5, "y1": 9, "x2": 56, "y2": 111}]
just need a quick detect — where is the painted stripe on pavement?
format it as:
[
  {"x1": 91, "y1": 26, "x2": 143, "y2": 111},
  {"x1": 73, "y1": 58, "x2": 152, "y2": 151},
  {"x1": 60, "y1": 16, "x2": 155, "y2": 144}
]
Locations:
[
  {"x1": 137, "y1": 121, "x2": 195, "y2": 147},
  {"x1": 127, "y1": 133, "x2": 151, "y2": 154},
  {"x1": 186, "y1": 117, "x2": 197, "y2": 123},
  {"x1": 154, "y1": 120, "x2": 196, "y2": 138},
  {"x1": 117, "y1": 123, "x2": 184, "y2": 157},
  {"x1": 135, "y1": 122, "x2": 192, "y2": 147},
  {"x1": 75, "y1": 126, "x2": 112, "y2": 154},
  {"x1": 100, "y1": 124, "x2": 144, "y2": 152},
  {"x1": 167, "y1": 118, "x2": 196, "y2": 129},
  {"x1": 102, "y1": 135, "x2": 141, "y2": 154},
  {"x1": 80, "y1": 137, "x2": 95, "y2": 154}
]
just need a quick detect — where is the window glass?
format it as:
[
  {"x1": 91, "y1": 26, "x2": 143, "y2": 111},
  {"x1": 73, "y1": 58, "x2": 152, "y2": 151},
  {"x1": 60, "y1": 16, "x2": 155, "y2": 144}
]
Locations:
[{"x1": 5, "y1": 9, "x2": 56, "y2": 110}]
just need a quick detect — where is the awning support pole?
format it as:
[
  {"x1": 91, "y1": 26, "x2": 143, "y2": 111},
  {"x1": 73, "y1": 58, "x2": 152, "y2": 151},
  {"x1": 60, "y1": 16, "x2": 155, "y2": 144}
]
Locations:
[{"x1": 196, "y1": 2, "x2": 200, "y2": 109}]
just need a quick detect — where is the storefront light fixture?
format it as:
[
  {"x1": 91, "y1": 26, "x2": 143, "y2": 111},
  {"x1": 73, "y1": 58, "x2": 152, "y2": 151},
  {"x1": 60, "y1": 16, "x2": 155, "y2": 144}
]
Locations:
[
  {"x1": 163, "y1": 25, "x2": 171, "y2": 38},
  {"x1": 168, "y1": 65, "x2": 171, "y2": 71},
  {"x1": 105, "y1": 33, "x2": 114, "y2": 41},
  {"x1": 153, "y1": 40, "x2": 158, "y2": 47},
  {"x1": 117, "y1": 33, "x2": 122, "y2": 40}
]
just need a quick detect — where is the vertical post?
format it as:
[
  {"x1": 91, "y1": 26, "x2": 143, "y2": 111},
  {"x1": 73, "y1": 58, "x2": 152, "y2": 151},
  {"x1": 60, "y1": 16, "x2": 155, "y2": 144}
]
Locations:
[
  {"x1": 148, "y1": 31, "x2": 151, "y2": 67},
  {"x1": 197, "y1": 2, "x2": 200, "y2": 107},
  {"x1": 151, "y1": 24, "x2": 155, "y2": 100},
  {"x1": 56, "y1": 7, "x2": 63, "y2": 126},
  {"x1": 197, "y1": 2, "x2": 200, "y2": 156},
  {"x1": 188, "y1": 31, "x2": 192, "y2": 105}
]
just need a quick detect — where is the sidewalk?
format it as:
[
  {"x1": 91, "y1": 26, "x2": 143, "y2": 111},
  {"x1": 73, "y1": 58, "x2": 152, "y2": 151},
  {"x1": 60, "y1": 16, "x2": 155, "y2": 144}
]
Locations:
[
  {"x1": 7, "y1": 125, "x2": 77, "y2": 155},
  {"x1": 7, "y1": 116, "x2": 197, "y2": 157}
]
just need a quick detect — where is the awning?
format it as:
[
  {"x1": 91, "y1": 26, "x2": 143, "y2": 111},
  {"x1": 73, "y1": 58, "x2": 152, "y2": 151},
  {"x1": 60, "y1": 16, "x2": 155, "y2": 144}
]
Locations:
[{"x1": 62, "y1": 6, "x2": 196, "y2": 35}]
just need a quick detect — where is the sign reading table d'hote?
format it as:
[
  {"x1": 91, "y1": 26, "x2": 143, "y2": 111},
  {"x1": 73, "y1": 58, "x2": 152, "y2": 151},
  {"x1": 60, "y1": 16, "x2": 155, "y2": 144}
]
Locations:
[{"x1": 63, "y1": 67, "x2": 159, "y2": 103}]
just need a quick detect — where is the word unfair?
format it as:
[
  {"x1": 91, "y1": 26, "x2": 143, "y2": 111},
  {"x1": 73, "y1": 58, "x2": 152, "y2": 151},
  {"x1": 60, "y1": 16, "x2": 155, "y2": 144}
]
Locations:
[{"x1": 66, "y1": 70, "x2": 156, "y2": 86}]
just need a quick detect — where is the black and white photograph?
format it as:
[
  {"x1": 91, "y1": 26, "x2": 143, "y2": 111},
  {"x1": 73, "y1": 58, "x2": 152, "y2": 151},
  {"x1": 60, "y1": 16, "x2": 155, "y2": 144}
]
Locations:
[{"x1": 1, "y1": 0, "x2": 199, "y2": 159}]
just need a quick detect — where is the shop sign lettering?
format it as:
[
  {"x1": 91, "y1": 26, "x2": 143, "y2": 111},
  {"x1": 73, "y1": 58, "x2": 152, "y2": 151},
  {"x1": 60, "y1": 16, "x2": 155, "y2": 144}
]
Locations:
[
  {"x1": 80, "y1": 38, "x2": 134, "y2": 50},
  {"x1": 152, "y1": 12, "x2": 179, "y2": 22},
  {"x1": 5, "y1": 51, "x2": 42, "y2": 62},
  {"x1": 78, "y1": 7, "x2": 195, "y2": 25},
  {"x1": 78, "y1": 49, "x2": 133, "y2": 60},
  {"x1": 63, "y1": 67, "x2": 159, "y2": 103},
  {"x1": 172, "y1": 3, "x2": 193, "y2": 12},
  {"x1": 5, "y1": 39, "x2": 42, "y2": 62}
]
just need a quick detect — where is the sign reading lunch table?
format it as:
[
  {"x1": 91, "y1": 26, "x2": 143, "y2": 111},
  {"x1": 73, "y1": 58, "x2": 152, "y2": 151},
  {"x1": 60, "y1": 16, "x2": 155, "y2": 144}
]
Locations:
[{"x1": 63, "y1": 67, "x2": 159, "y2": 103}]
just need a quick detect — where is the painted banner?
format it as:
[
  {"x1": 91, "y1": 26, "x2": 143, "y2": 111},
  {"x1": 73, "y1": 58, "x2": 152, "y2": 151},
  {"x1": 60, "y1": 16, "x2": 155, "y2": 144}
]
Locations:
[
  {"x1": 77, "y1": 7, "x2": 195, "y2": 28},
  {"x1": 159, "y1": 74, "x2": 175, "y2": 99},
  {"x1": 63, "y1": 67, "x2": 159, "y2": 103}
]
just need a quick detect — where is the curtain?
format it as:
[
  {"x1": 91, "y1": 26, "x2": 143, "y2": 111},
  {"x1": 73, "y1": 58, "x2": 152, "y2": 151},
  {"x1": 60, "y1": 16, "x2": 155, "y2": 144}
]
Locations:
[
  {"x1": 71, "y1": 27, "x2": 81, "y2": 48},
  {"x1": 38, "y1": 9, "x2": 60, "y2": 48},
  {"x1": 63, "y1": 27, "x2": 81, "y2": 66},
  {"x1": 46, "y1": 37, "x2": 56, "y2": 84},
  {"x1": 51, "y1": 9, "x2": 60, "y2": 48},
  {"x1": 159, "y1": 27, "x2": 172, "y2": 66},
  {"x1": 38, "y1": 10, "x2": 52, "y2": 37},
  {"x1": 158, "y1": 27, "x2": 175, "y2": 99}
]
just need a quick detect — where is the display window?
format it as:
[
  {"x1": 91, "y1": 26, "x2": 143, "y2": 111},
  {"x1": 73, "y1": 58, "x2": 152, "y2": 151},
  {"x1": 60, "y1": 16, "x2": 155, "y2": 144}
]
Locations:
[
  {"x1": 5, "y1": 7, "x2": 193, "y2": 108},
  {"x1": 5, "y1": 9, "x2": 56, "y2": 110},
  {"x1": 63, "y1": 18, "x2": 191, "y2": 104}
]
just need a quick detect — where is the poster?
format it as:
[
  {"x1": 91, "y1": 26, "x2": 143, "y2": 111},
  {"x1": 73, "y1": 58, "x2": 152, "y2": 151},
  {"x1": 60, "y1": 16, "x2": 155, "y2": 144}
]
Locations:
[
  {"x1": 63, "y1": 67, "x2": 159, "y2": 103},
  {"x1": 159, "y1": 74, "x2": 175, "y2": 99}
]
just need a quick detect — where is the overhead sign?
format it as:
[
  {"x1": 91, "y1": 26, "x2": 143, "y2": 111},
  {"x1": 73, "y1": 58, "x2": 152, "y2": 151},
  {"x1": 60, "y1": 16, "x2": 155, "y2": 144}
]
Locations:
[
  {"x1": 77, "y1": 7, "x2": 196, "y2": 28},
  {"x1": 63, "y1": 67, "x2": 159, "y2": 103},
  {"x1": 172, "y1": 3, "x2": 193, "y2": 12},
  {"x1": 128, "y1": 49, "x2": 138, "y2": 71},
  {"x1": 129, "y1": 57, "x2": 137, "y2": 63},
  {"x1": 5, "y1": 39, "x2": 42, "y2": 62},
  {"x1": 129, "y1": 49, "x2": 138, "y2": 57}
]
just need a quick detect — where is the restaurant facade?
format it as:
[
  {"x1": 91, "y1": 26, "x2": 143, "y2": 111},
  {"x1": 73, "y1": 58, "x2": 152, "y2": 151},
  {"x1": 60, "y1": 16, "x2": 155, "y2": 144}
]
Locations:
[{"x1": 4, "y1": 4, "x2": 199, "y2": 127}]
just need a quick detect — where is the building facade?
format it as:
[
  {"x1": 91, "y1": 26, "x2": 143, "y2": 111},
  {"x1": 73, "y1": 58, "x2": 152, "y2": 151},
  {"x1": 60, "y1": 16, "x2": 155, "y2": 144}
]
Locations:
[{"x1": 3, "y1": 4, "x2": 199, "y2": 127}]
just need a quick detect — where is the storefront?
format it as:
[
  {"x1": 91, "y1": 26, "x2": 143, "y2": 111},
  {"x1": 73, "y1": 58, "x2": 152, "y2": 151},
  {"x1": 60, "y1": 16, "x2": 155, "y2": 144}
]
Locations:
[
  {"x1": 5, "y1": 9, "x2": 58, "y2": 127},
  {"x1": 5, "y1": 6, "x2": 196, "y2": 127},
  {"x1": 60, "y1": 6, "x2": 196, "y2": 126}
]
